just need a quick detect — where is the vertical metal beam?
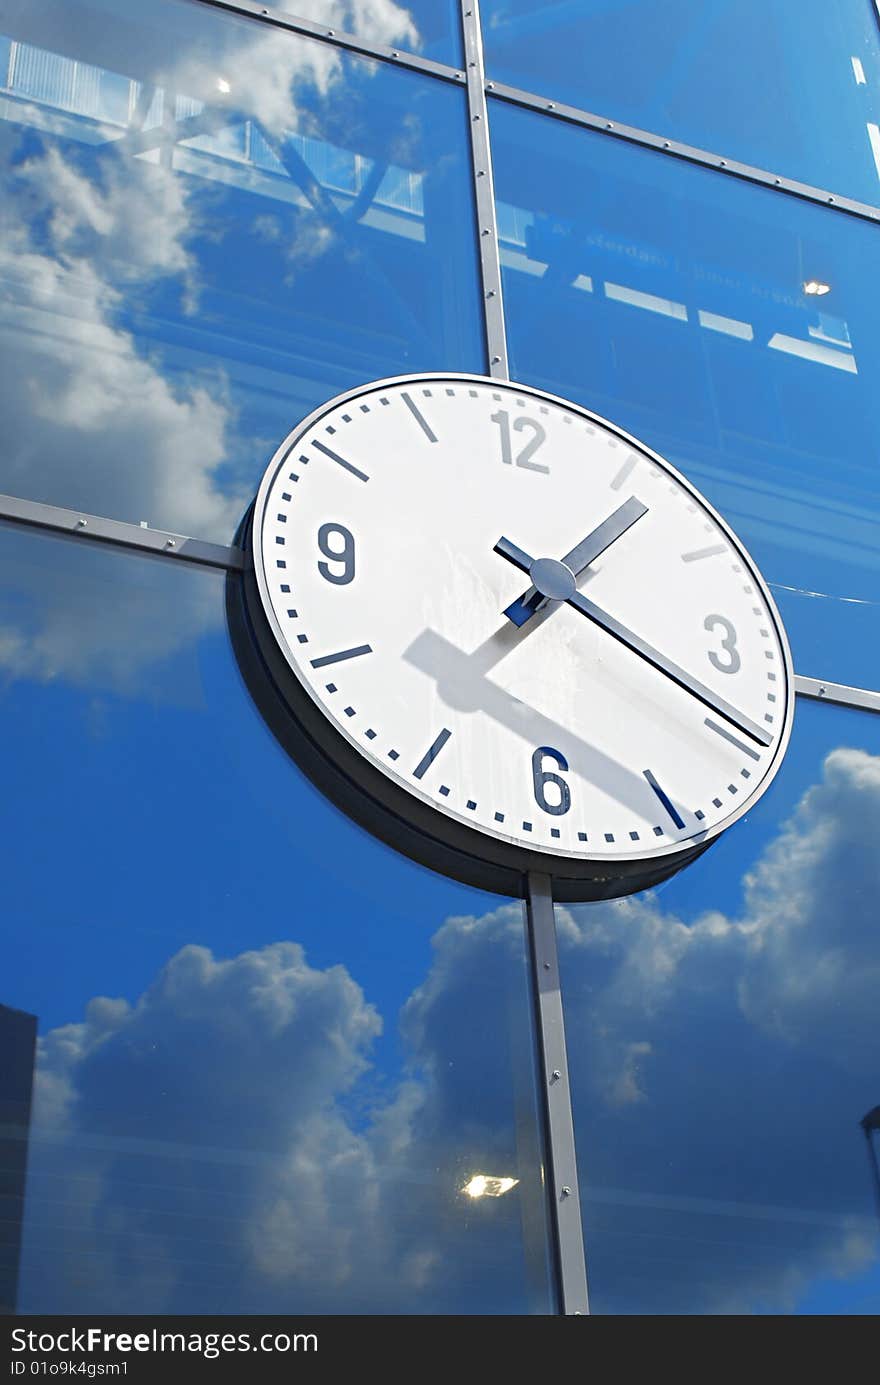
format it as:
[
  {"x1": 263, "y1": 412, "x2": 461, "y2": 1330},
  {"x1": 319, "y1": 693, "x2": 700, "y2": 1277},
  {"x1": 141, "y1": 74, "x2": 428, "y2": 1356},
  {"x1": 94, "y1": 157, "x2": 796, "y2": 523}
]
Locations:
[
  {"x1": 459, "y1": 0, "x2": 509, "y2": 378},
  {"x1": 525, "y1": 872, "x2": 590, "y2": 1315}
]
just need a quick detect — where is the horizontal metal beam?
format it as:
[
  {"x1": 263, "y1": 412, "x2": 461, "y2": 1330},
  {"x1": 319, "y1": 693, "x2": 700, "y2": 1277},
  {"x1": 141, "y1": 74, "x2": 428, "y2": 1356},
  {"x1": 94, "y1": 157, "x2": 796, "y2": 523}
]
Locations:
[
  {"x1": 794, "y1": 675, "x2": 880, "y2": 714},
  {"x1": 0, "y1": 493, "x2": 244, "y2": 571},
  {"x1": 485, "y1": 83, "x2": 880, "y2": 225},
  {"x1": 2, "y1": 498, "x2": 879, "y2": 711},
  {"x1": 191, "y1": 0, "x2": 465, "y2": 83}
]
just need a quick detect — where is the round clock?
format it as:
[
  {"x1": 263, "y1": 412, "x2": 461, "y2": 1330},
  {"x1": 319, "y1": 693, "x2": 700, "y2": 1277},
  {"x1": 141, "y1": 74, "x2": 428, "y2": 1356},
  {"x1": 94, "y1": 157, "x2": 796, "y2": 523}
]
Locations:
[{"x1": 240, "y1": 372, "x2": 794, "y2": 901}]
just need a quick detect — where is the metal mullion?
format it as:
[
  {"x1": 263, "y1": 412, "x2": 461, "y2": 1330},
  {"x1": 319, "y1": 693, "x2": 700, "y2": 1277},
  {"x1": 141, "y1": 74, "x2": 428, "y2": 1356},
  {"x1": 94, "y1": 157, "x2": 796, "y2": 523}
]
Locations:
[
  {"x1": 0, "y1": 494, "x2": 243, "y2": 572},
  {"x1": 524, "y1": 872, "x2": 590, "y2": 1316},
  {"x1": 485, "y1": 82, "x2": 880, "y2": 225},
  {"x1": 190, "y1": 0, "x2": 465, "y2": 84},
  {"x1": 460, "y1": 0, "x2": 508, "y2": 378}
]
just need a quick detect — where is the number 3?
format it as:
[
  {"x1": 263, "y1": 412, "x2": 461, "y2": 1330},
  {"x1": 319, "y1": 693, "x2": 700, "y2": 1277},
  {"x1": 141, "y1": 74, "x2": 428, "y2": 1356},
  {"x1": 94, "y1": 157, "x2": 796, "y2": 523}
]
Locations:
[{"x1": 704, "y1": 614, "x2": 740, "y2": 673}]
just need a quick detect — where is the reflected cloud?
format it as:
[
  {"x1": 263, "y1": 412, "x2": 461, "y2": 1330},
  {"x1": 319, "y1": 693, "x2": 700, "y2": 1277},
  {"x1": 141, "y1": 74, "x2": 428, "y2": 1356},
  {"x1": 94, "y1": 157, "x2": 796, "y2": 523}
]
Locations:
[{"x1": 19, "y1": 745, "x2": 880, "y2": 1313}]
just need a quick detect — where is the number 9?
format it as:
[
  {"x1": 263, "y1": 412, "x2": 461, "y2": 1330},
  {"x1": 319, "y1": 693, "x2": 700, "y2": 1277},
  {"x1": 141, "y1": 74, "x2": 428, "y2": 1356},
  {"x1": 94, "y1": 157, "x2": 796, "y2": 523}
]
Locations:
[{"x1": 318, "y1": 523, "x2": 355, "y2": 585}]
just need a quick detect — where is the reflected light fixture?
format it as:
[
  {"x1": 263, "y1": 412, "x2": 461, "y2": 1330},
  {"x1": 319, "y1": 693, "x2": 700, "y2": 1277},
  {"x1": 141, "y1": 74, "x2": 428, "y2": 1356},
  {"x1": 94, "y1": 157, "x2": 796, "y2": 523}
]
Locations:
[
  {"x1": 461, "y1": 1174, "x2": 519, "y2": 1199},
  {"x1": 803, "y1": 279, "x2": 831, "y2": 296},
  {"x1": 216, "y1": 78, "x2": 231, "y2": 94}
]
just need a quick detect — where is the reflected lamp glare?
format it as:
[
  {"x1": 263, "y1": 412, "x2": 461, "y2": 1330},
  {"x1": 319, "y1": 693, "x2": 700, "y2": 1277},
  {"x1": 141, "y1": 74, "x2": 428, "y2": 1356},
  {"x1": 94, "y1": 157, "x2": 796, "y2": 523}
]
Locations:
[
  {"x1": 216, "y1": 78, "x2": 231, "y2": 94},
  {"x1": 461, "y1": 1174, "x2": 519, "y2": 1199},
  {"x1": 803, "y1": 279, "x2": 831, "y2": 296}
]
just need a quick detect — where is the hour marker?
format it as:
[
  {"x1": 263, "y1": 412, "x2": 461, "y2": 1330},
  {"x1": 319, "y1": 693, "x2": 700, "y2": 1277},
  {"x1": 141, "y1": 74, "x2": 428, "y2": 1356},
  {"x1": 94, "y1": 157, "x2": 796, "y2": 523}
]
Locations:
[
  {"x1": 413, "y1": 727, "x2": 451, "y2": 780},
  {"x1": 704, "y1": 717, "x2": 761, "y2": 761},
  {"x1": 610, "y1": 455, "x2": 637, "y2": 490},
  {"x1": 312, "y1": 439, "x2": 369, "y2": 482},
  {"x1": 309, "y1": 644, "x2": 373, "y2": 669},
  {"x1": 401, "y1": 391, "x2": 438, "y2": 443},
  {"x1": 681, "y1": 544, "x2": 725, "y2": 563},
  {"x1": 643, "y1": 769, "x2": 685, "y2": 830}
]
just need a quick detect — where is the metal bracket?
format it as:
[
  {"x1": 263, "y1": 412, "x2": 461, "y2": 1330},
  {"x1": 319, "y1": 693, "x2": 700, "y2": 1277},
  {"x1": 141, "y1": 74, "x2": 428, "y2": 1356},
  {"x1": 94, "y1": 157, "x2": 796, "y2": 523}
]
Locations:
[
  {"x1": 485, "y1": 82, "x2": 880, "y2": 225},
  {"x1": 460, "y1": 1, "x2": 509, "y2": 378},
  {"x1": 794, "y1": 675, "x2": 880, "y2": 714},
  {"x1": 525, "y1": 872, "x2": 590, "y2": 1315},
  {"x1": 192, "y1": 0, "x2": 466, "y2": 84},
  {"x1": 0, "y1": 494, "x2": 244, "y2": 571}
]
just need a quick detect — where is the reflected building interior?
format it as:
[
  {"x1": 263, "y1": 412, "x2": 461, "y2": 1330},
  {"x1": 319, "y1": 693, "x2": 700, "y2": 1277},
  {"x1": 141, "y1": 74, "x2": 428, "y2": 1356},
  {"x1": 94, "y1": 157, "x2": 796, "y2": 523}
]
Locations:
[{"x1": 0, "y1": 0, "x2": 878, "y2": 1315}]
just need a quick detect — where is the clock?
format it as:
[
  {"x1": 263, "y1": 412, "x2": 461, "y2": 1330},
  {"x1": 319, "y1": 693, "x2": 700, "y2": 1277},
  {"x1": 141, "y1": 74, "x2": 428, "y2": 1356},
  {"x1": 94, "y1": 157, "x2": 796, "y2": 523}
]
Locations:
[{"x1": 240, "y1": 372, "x2": 794, "y2": 901}]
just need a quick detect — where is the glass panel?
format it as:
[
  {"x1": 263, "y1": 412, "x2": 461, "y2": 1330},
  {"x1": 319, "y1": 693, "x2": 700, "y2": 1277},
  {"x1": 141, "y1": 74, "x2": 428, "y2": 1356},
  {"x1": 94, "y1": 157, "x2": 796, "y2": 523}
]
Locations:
[
  {"x1": 556, "y1": 697, "x2": 880, "y2": 1314},
  {"x1": 482, "y1": 0, "x2": 880, "y2": 205},
  {"x1": 276, "y1": 0, "x2": 462, "y2": 67},
  {"x1": 0, "y1": 526, "x2": 554, "y2": 1314},
  {"x1": 491, "y1": 101, "x2": 880, "y2": 692},
  {"x1": 0, "y1": 0, "x2": 482, "y2": 542}
]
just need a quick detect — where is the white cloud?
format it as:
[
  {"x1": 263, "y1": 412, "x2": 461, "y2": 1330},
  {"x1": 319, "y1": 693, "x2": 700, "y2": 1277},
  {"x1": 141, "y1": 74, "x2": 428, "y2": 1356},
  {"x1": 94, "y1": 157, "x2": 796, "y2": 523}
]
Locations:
[
  {"x1": 16, "y1": 738, "x2": 880, "y2": 1311},
  {"x1": 278, "y1": 0, "x2": 420, "y2": 51}
]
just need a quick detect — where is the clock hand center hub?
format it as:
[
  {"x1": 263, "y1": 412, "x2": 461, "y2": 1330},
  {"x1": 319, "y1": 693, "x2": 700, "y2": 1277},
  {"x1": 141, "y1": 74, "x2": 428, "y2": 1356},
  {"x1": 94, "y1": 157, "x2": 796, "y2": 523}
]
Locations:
[{"x1": 529, "y1": 556, "x2": 577, "y2": 603}]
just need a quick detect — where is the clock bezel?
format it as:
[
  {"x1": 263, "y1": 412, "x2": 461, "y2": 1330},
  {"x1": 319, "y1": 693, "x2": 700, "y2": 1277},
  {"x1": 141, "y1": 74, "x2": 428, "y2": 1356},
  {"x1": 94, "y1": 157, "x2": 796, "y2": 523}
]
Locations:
[{"x1": 242, "y1": 371, "x2": 795, "y2": 901}]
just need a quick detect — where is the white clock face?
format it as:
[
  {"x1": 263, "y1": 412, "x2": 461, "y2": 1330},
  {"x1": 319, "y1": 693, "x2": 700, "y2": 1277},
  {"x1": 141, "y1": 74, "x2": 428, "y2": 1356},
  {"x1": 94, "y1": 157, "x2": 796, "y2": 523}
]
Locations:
[{"x1": 251, "y1": 373, "x2": 793, "y2": 872}]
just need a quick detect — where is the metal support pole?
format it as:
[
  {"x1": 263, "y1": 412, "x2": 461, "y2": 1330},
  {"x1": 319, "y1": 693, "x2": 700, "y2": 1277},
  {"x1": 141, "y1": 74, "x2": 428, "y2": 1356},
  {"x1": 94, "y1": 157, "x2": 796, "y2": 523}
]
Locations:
[
  {"x1": 459, "y1": 0, "x2": 509, "y2": 378},
  {"x1": 525, "y1": 872, "x2": 590, "y2": 1314},
  {"x1": 794, "y1": 675, "x2": 880, "y2": 715},
  {"x1": 0, "y1": 493, "x2": 244, "y2": 571}
]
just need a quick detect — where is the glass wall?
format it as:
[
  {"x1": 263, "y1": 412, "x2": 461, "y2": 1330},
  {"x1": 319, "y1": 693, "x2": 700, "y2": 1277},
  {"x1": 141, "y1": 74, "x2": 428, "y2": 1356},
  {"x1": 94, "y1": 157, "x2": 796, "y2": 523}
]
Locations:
[
  {"x1": 483, "y1": 1, "x2": 880, "y2": 202},
  {"x1": 0, "y1": 0, "x2": 481, "y2": 539},
  {"x1": 490, "y1": 101, "x2": 880, "y2": 693},
  {"x1": 1, "y1": 0, "x2": 878, "y2": 1317},
  {"x1": 556, "y1": 697, "x2": 880, "y2": 1314},
  {"x1": 0, "y1": 525, "x2": 554, "y2": 1314}
]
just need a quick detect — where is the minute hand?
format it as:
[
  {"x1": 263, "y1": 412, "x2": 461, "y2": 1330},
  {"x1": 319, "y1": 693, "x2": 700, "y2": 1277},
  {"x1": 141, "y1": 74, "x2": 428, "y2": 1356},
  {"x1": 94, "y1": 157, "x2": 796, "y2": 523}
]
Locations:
[{"x1": 567, "y1": 589, "x2": 772, "y2": 748}]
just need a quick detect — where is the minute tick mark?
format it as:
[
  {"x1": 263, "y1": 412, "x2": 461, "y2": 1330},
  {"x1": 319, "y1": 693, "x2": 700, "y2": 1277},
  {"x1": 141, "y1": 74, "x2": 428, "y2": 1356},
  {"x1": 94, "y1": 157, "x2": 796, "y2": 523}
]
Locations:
[
  {"x1": 312, "y1": 439, "x2": 369, "y2": 482},
  {"x1": 643, "y1": 769, "x2": 686, "y2": 830},
  {"x1": 401, "y1": 391, "x2": 438, "y2": 444}
]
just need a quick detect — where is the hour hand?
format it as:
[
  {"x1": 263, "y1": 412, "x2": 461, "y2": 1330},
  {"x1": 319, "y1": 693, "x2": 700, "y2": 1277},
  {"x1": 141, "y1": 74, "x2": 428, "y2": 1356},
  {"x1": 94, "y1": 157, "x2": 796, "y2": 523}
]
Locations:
[{"x1": 501, "y1": 496, "x2": 648, "y2": 628}]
